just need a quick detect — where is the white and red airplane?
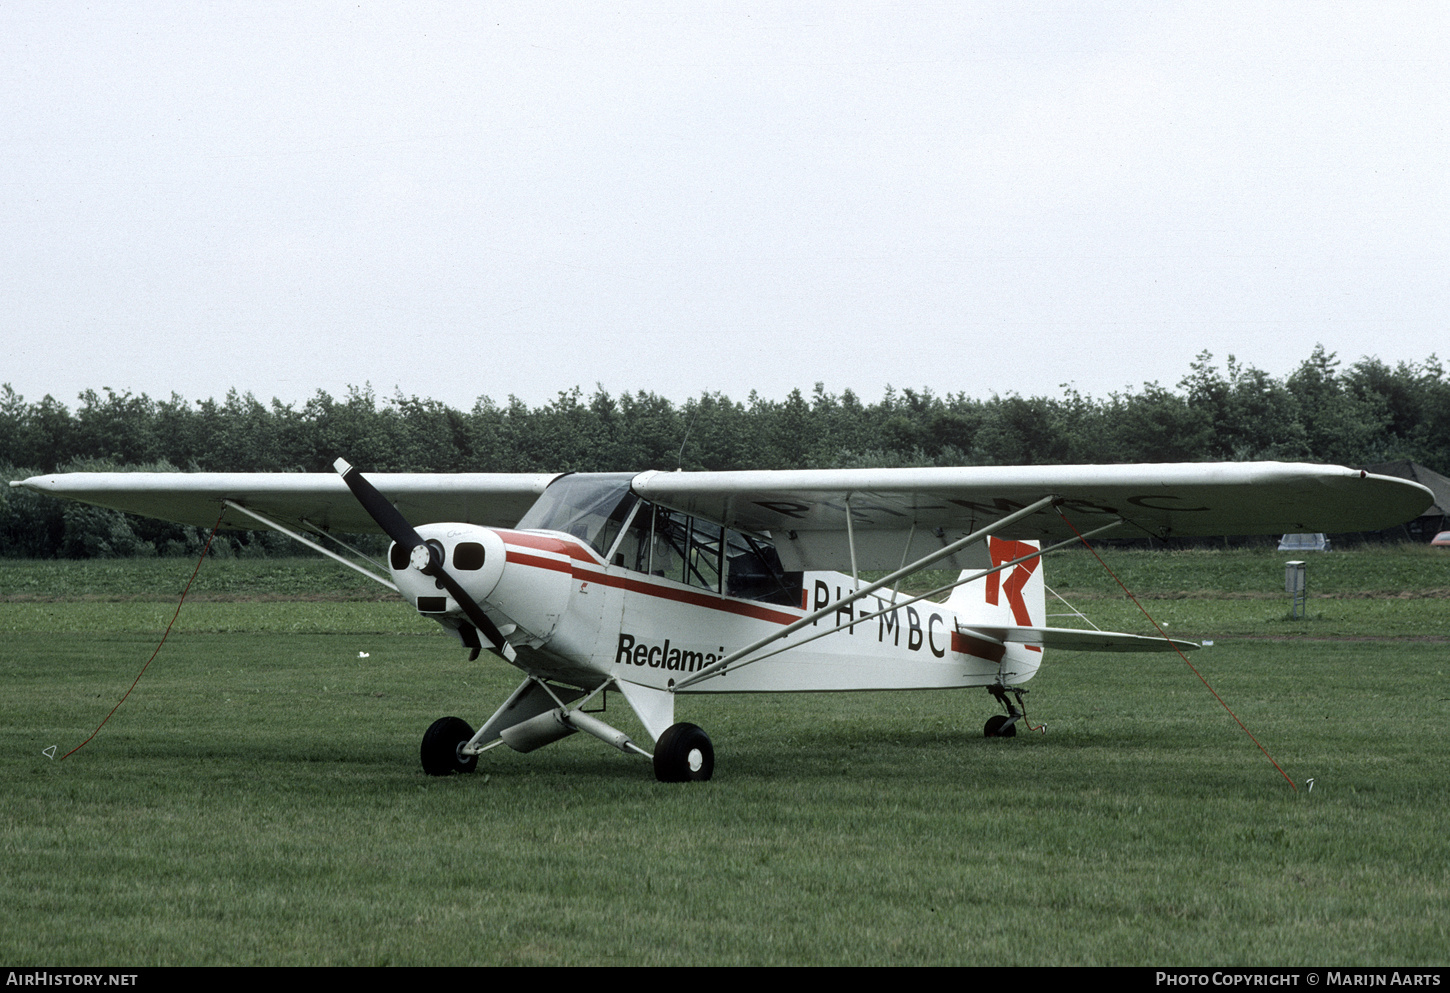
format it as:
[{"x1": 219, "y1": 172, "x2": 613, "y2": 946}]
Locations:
[{"x1": 12, "y1": 461, "x2": 1432, "y2": 781}]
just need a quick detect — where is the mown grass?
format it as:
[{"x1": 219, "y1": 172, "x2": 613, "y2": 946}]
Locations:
[
  {"x1": 2, "y1": 549, "x2": 1447, "y2": 966},
  {"x1": 0, "y1": 556, "x2": 392, "y2": 601}
]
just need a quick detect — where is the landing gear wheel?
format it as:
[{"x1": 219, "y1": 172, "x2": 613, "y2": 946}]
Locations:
[
  {"x1": 653, "y1": 722, "x2": 714, "y2": 782},
  {"x1": 421, "y1": 716, "x2": 478, "y2": 776},
  {"x1": 984, "y1": 715, "x2": 1017, "y2": 738}
]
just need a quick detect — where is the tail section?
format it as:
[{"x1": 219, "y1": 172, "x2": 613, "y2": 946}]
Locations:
[
  {"x1": 947, "y1": 537, "x2": 1201, "y2": 676},
  {"x1": 946, "y1": 536, "x2": 1045, "y2": 683}
]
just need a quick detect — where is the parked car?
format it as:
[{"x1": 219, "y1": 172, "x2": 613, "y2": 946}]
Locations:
[
  {"x1": 1431, "y1": 531, "x2": 1450, "y2": 548},
  {"x1": 1278, "y1": 533, "x2": 1331, "y2": 551}
]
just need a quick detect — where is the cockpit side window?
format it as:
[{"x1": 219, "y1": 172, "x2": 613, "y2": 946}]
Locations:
[
  {"x1": 646, "y1": 509, "x2": 722, "y2": 592},
  {"x1": 648, "y1": 507, "x2": 689, "y2": 583},
  {"x1": 613, "y1": 501, "x2": 800, "y2": 606},
  {"x1": 687, "y1": 519, "x2": 723, "y2": 593}
]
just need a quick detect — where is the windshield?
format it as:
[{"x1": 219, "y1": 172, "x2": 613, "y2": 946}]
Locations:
[{"x1": 514, "y1": 473, "x2": 638, "y2": 556}]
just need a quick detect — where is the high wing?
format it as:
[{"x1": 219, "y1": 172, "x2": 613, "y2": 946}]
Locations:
[
  {"x1": 633, "y1": 462, "x2": 1434, "y2": 570},
  {"x1": 11, "y1": 471, "x2": 560, "y2": 533},
  {"x1": 12, "y1": 462, "x2": 1431, "y2": 570}
]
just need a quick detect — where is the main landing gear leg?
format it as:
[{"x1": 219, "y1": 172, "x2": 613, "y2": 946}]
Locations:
[{"x1": 984, "y1": 684, "x2": 1040, "y2": 738}]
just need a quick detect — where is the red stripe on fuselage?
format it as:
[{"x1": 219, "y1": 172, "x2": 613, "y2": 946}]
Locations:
[
  {"x1": 585, "y1": 569, "x2": 800, "y2": 625},
  {"x1": 501, "y1": 530, "x2": 598, "y2": 562},
  {"x1": 500, "y1": 530, "x2": 595, "y2": 575},
  {"x1": 949, "y1": 631, "x2": 1043, "y2": 660},
  {"x1": 504, "y1": 550, "x2": 575, "y2": 574},
  {"x1": 951, "y1": 630, "x2": 1005, "y2": 663}
]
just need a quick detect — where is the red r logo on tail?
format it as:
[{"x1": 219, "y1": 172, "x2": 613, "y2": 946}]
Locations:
[{"x1": 985, "y1": 537, "x2": 1039, "y2": 627}]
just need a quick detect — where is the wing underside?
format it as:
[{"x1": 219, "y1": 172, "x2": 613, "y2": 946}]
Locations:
[
  {"x1": 633, "y1": 462, "x2": 1431, "y2": 540},
  {"x1": 11, "y1": 471, "x2": 560, "y2": 533}
]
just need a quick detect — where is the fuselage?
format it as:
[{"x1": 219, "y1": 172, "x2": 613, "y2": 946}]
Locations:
[{"x1": 390, "y1": 520, "x2": 1044, "y2": 695}]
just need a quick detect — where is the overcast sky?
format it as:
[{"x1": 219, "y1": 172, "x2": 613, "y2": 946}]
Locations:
[{"x1": 3, "y1": 2, "x2": 1445, "y2": 414}]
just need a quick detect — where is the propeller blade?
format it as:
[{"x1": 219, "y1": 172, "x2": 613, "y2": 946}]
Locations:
[
  {"x1": 334, "y1": 458, "x2": 426, "y2": 555},
  {"x1": 334, "y1": 458, "x2": 515, "y2": 661}
]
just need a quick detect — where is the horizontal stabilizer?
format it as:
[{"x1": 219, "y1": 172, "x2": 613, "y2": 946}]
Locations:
[{"x1": 958, "y1": 625, "x2": 1199, "y2": 653}]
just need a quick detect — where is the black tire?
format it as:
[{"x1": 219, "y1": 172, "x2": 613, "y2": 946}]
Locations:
[
  {"x1": 653, "y1": 722, "x2": 714, "y2": 782},
  {"x1": 984, "y1": 714, "x2": 1017, "y2": 738},
  {"x1": 421, "y1": 716, "x2": 478, "y2": 776}
]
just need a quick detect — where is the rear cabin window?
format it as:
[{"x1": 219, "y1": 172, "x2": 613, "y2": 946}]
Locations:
[{"x1": 724, "y1": 530, "x2": 802, "y2": 606}]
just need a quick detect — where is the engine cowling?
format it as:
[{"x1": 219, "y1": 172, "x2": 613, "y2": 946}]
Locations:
[{"x1": 388, "y1": 524, "x2": 572, "y2": 647}]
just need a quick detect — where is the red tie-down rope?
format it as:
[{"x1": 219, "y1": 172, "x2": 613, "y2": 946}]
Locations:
[
  {"x1": 1057, "y1": 508, "x2": 1298, "y2": 792},
  {"x1": 62, "y1": 506, "x2": 225, "y2": 761}
]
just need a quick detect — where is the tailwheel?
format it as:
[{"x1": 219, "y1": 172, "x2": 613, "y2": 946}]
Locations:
[
  {"x1": 421, "y1": 716, "x2": 479, "y2": 776},
  {"x1": 985, "y1": 684, "x2": 1039, "y2": 737},
  {"x1": 653, "y1": 722, "x2": 714, "y2": 782}
]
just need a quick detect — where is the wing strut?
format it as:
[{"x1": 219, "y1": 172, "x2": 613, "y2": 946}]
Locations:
[
  {"x1": 675, "y1": 494, "x2": 1062, "y2": 691},
  {"x1": 221, "y1": 499, "x2": 398, "y2": 591}
]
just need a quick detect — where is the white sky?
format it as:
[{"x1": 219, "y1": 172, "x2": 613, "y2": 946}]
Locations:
[{"x1": 2, "y1": 2, "x2": 1446, "y2": 413}]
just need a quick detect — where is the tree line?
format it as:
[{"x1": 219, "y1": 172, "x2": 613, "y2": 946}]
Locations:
[{"x1": 3, "y1": 345, "x2": 1447, "y2": 557}]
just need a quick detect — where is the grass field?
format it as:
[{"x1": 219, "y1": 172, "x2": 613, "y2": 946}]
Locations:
[{"x1": 2, "y1": 549, "x2": 1447, "y2": 966}]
